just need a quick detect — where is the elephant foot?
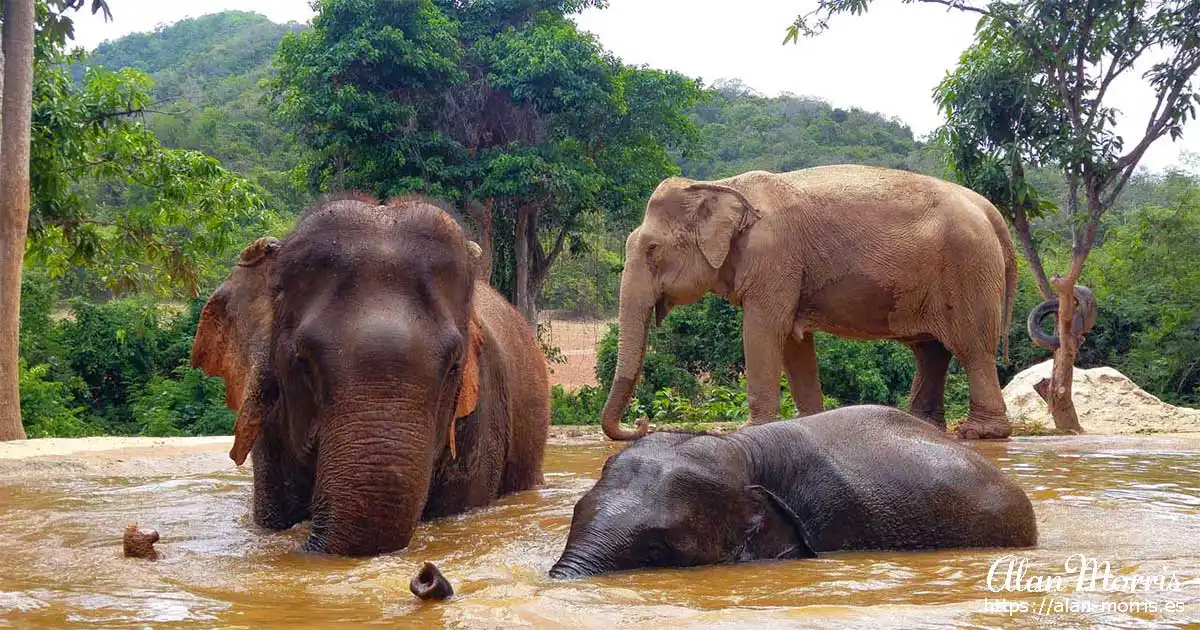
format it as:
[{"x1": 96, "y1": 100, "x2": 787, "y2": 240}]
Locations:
[{"x1": 954, "y1": 418, "x2": 1012, "y2": 440}]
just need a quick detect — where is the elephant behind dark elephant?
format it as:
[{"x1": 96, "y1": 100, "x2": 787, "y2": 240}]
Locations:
[
  {"x1": 549, "y1": 405, "x2": 1037, "y2": 579},
  {"x1": 600, "y1": 164, "x2": 1020, "y2": 441},
  {"x1": 190, "y1": 193, "x2": 550, "y2": 556}
]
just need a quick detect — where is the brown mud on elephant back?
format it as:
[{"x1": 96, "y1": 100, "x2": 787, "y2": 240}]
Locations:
[{"x1": 190, "y1": 236, "x2": 282, "y2": 465}]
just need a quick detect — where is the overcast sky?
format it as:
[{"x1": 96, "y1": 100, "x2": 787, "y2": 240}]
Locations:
[{"x1": 69, "y1": 0, "x2": 1198, "y2": 174}]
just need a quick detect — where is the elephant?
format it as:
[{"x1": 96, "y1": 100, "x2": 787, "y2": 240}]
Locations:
[
  {"x1": 1027, "y1": 285, "x2": 1098, "y2": 350},
  {"x1": 548, "y1": 405, "x2": 1037, "y2": 579},
  {"x1": 600, "y1": 164, "x2": 1018, "y2": 442},
  {"x1": 190, "y1": 193, "x2": 551, "y2": 556}
]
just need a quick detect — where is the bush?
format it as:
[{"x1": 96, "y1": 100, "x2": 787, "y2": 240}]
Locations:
[
  {"x1": 18, "y1": 359, "x2": 98, "y2": 438},
  {"x1": 16, "y1": 276, "x2": 235, "y2": 437},
  {"x1": 130, "y1": 367, "x2": 235, "y2": 436}
]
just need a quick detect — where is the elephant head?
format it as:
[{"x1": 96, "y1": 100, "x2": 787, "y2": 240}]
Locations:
[
  {"x1": 548, "y1": 432, "x2": 813, "y2": 579},
  {"x1": 601, "y1": 176, "x2": 762, "y2": 440},
  {"x1": 192, "y1": 194, "x2": 486, "y2": 556},
  {"x1": 1026, "y1": 284, "x2": 1098, "y2": 350}
]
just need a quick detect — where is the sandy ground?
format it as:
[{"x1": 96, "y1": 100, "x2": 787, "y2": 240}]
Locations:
[{"x1": 538, "y1": 316, "x2": 614, "y2": 391}]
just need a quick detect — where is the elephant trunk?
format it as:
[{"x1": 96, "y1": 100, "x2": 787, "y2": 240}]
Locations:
[
  {"x1": 303, "y1": 406, "x2": 433, "y2": 556},
  {"x1": 410, "y1": 562, "x2": 454, "y2": 600},
  {"x1": 1026, "y1": 285, "x2": 1099, "y2": 350},
  {"x1": 549, "y1": 540, "x2": 616, "y2": 579},
  {"x1": 600, "y1": 262, "x2": 655, "y2": 441}
]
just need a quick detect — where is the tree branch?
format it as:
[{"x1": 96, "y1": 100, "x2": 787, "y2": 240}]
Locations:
[
  {"x1": 912, "y1": 0, "x2": 992, "y2": 18},
  {"x1": 1109, "y1": 55, "x2": 1200, "y2": 189},
  {"x1": 1011, "y1": 205, "x2": 1053, "y2": 300}
]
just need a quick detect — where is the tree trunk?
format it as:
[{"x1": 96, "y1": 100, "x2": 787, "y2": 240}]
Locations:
[
  {"x1": 513, "y1": 204, "x2": 535, "y2": 325},
  {"x1": 0, "y1": 0, "x2": 36, "y2": 441},
  {"x1": 1011, "y1": 205, "x2": 1053, "y2": 301},
  {"x1": 1045, "y1": 269, "x2": 1085, "y2": 435},
  {"x1": 466, "y1": 198, "x2": 494, "y2": 284}
]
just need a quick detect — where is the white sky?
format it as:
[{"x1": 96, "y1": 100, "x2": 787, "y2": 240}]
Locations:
[{"x1": 69, "y1": 0, "x2": 1199, "y2": 174}]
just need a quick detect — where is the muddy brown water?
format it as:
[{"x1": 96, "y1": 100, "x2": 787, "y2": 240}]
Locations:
[{"x1": 1, "y1": 434, "x2": 1198, "y2": 629}]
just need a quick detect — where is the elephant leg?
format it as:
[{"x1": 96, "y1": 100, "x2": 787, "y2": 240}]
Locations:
[
  {"x1": 743, "y1": 307, "x2": 786, "y2": 425},
  {"x1": 250, "y1": 423, "x2": 314, "y2": 530},
  {"x1": 906, "y1": 339, "x2": 952, "y2": 430},
  {"x1": 783, "y1": 332, "x2": 824, "y2": 416},
  {"x1": 952, "y1": 350, "x2": 1012, "y2": 440}
]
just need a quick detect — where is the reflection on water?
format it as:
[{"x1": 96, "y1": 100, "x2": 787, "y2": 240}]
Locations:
[{"x1": 1, "y1": 436, "x2": 1198, "y2": 628}]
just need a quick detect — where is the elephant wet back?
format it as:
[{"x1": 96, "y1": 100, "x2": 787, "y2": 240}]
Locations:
[{"x1": 756, "y1": 167, "x2": 1009, "y2": 346}]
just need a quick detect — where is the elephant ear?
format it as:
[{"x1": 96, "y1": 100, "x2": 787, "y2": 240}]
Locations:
[
  {"x1": 191, "y1": 235, "x2": 282, "y2": 465},
  {"x1": 739, "y1": 484, "x2": 816, "y2": 561},
  {"x1": 228, "y1": 359, "x2": 274, "y2": 466},
  {"x1": 192, "y1": 295, "x2": 238, "y2": 406},
  {"x1": 685, "y1": 183, "x2": 761, "y2": 270},
  {"x1": 446, "y1": 309, "x2": 485, "y2": 461},
  {"x1": 454, "y1": 309, "x2": 485, "y2": 419}
]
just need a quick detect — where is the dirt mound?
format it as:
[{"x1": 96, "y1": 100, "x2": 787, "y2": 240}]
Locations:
[{"x1": 1003, "y1": 359, "x2": 1200, "y2": 434}]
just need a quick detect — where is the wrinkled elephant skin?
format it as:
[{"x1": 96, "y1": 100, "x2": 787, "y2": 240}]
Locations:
[
  {"x1": 191, "y1": 194, "x2": 550, "y2": 556},
  {"x1": 600, "y1": 165, "x2": 1019, "y2": 441},
  {"x1": 550, "y1": 405, "x2": 1037, "y2": 579}
]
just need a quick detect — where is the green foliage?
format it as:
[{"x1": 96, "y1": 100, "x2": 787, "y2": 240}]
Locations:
[
  {"x1": 267, "y1": 0, "x2": 704, "y2": 315},
  {"x1": 27, "y1": 38, "x2": 273, "y2": 299},
  {"x1": 595, "y1": 322, "x2": 700, "y2": 413},
  {"x1": 129, "y1": 367, "x2": 234, "y2": 437},
  {"x1": 78, "y1": 11, "x2": 311, "y2": 211},
  {"x1": 1085, "y1": 176, "x2": 1200, "y2": 404},
  {"x1": 550, "y1": 384, "x2": 606, "y2": 425},
  {"x1": 679, "y1": 79, "x2": 938, "y2": 180},
  {"x1": 18, "y1": 359, "x2": 97, "y2": 438},
  {"x1": 16, "y1": 275, "x2": 233, "y2": 437}
]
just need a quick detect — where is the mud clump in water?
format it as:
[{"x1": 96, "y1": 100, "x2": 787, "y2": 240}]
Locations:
[
  {"x1": 410, "y1": 561, "x2": 453, "y2": 600},
  {"x1": 123, "y1": 524, "x2": 161, "y2": 560}
]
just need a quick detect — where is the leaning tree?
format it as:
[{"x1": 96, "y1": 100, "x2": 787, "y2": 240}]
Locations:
[{"x1": 786, "y1": 0, "x2": 1200, "y2": 433}]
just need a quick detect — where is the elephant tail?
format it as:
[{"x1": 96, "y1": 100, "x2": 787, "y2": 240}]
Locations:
[{"x1": 996, "y1": 214, "x2": 1018, "y2": 367}]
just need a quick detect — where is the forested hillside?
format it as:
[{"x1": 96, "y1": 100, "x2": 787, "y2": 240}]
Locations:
[
  {"x1": 75, "y1": 11, "x2": 309, "y2": 211},
  {"x1": 12, "y1": 7, "x2": 1197, "y2": 441}
]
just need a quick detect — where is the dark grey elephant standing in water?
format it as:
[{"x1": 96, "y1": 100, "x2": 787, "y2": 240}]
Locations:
[{"x1": 550, "y1": 405, "x2": 1037, "y2": 578}]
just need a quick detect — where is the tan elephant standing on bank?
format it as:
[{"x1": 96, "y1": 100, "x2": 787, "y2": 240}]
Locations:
[{"x1": 601, "y1": 164, "x2": 1018, "y2": 441}]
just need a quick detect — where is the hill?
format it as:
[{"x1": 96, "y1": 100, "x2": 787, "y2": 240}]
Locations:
[{"x1": 74, "y1": 11, "x2": 310, "y2": 211}]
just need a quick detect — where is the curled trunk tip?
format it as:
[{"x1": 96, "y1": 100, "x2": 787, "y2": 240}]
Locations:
[
  {"x1": 410, "y1": 561, "x2": 454, "y2": 600},
  {"x1": 601, "y1": 377, "x2": 651, "y2": 441}
]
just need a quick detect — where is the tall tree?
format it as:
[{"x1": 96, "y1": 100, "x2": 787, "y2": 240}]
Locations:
[
  {"x1": 3, "y1": 0, "x2": 271, "y2": 440},
  {"x1": 786, "y1": 0, "x2": 1200, "y2": 433},
  {"x1": 269, "y1": 0, "x2": 703, "y2": 324},
  {"x1": 0, "y1": 0, "x2": 39, "y2": 440}
]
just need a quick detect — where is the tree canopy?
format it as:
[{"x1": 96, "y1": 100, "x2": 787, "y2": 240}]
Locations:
[{"x1": 267, "y1": 0, "x2": 705, "y2": 321}]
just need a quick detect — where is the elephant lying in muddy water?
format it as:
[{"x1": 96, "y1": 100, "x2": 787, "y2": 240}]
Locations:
[
  {"x1": 600, "y1": 164, "x2": 1019, "y2": 441},
  {"x1": 549, "y1": 405, "x2": 1037, "y2": 579},
  {"x1": 191, "y1": 193, "x2": 551, "y2": 556}
]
